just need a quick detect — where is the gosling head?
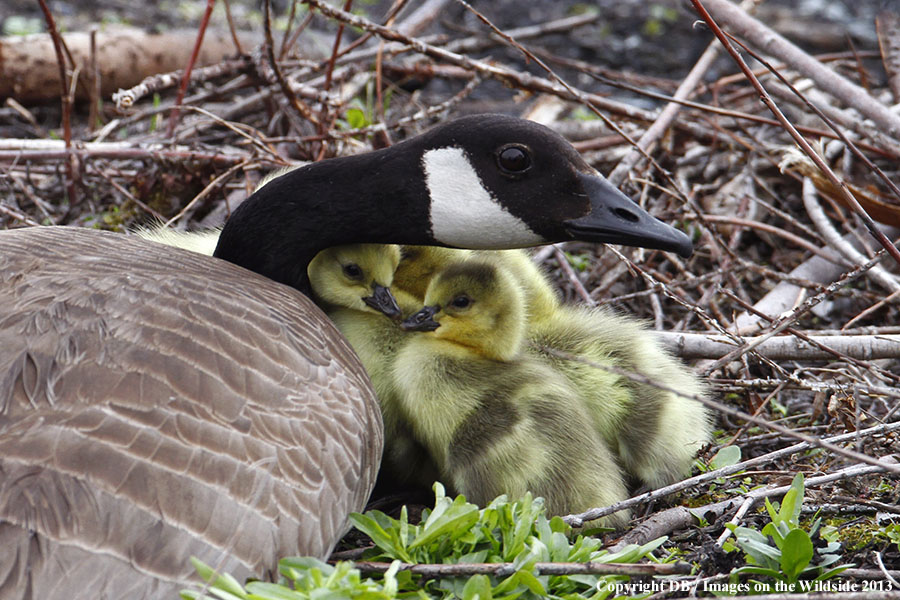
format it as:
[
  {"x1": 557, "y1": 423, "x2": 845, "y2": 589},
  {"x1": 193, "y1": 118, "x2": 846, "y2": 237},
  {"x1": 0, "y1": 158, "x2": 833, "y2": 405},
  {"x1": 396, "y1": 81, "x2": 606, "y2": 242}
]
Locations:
[
  {"x1": 307, "y1": 244, "x2": 402, "y2": 319},
  {"x1": 393, "y1": 245, "x2": 471, "y2": 302},
  {"x1": 401, "y1": 260, "x2": 525, "y2": 362}
]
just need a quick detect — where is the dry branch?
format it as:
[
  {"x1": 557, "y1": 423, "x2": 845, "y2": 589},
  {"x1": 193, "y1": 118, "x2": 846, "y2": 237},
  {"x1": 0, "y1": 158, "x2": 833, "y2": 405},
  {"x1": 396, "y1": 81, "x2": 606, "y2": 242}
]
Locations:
[
  {"x1": 657, "y1": 331, "x2": 900, "y2": 361},
  {"x1": 351, "y1": 560, "x2": 690, "y2": 578},
  {"x1": 564, "y1": 421, "x2": 900, "y2": 529},
  {"x1": 734, "y1": 226, "x2": 900, "y2": 334},
  {"x1": 702, "y1": 0, "x2": 900, "y2": 141},
  {"x1": 610, "y1": 462, "x2": 894, "y2": 551},
  {"x1": 0, "y1": 28, "x2": 260, "y2": 103}
]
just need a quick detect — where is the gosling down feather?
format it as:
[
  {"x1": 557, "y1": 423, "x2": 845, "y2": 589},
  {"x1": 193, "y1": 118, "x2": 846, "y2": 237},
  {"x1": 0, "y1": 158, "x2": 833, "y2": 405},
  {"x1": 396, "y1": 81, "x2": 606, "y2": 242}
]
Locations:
[
  {"x1": 397, "y1": 260, "x2": 630, "y2": 524},
  {"x1": 0, "y1": 114, "x2": 693, "y2": 599}
]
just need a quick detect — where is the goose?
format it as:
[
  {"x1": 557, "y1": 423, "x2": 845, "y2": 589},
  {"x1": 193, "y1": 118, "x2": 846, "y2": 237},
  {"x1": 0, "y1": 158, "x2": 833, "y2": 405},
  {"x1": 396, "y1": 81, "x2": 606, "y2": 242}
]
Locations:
[
  {"x1": 396, "y1": 260, "x2": 630, "y2": 524},
  {"x1": 0, "y1": 114, "x2": 691, "y2": 599}
]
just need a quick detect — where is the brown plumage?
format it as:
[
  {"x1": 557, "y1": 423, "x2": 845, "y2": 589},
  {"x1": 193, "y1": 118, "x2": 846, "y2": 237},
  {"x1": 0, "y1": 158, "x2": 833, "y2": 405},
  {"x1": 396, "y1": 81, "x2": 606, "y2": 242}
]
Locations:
[{"x1": 0, "y1": 227, "x2": 383, "y2": 599}]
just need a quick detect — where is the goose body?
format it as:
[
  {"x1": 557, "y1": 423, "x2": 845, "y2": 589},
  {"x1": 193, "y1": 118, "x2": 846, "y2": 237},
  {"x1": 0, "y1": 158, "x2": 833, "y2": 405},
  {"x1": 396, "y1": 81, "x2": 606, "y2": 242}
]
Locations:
[
  {"x1": 0, "y1": 228, "x2": 382, "y2": 598},
  {"x1": 0, "y1": 114, "x2": 691, "y2": 598},
  {"x1": 397, "y1": 261, "x2": 630, "y2": 524}
]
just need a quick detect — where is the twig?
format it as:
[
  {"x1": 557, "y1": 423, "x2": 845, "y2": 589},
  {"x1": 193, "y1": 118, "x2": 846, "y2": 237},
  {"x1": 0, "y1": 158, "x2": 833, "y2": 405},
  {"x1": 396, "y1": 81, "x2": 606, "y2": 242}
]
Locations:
[
  {"x1": 350, "y1": 560, "x2": 690, "y2": 578},
  {"x1": 553, "y1": 247, "x2": 594, "y2": 306},
  {"x1": 323, "y1": 0, "x2": 354, "y2": 92},
  {"x1": 715, "y1": 495, "x2": 756, "y2": 546},
  {"x1": 0, "y1": 140, "x2": 251, "y2": 165},
  {"x1": 606, "y1": 0, "x2": 737, "y2": 187},
  {"x1": 164, "y1": 159, "x2": 255, "y2": 227},
  {"x1": 802, "y1": 177, "x2": 900, "y2": 294},
  {"x1": 302, "y1": 0, "x2": 679, "y2": 130},
  {"x1": 656, "y1": 331, "x2": 900, "y2": 362},
  {"x1": 36, "y1": 0, "x2": 76, "y2": 205},
  {"x1": 878, "y1": 12, "x2": 900, "y2": 102},
  {"x1": 702, "y1": 214, "x2": 849, "y2": 265},
  {"x1": 700, "y1": 0, "x2": 900, "y2": 140},
  {"x1": 563, "y1": 421, "x2": 900, "y2": 527},
  {"x1": 702, "y1": 252, "x2": 891, "y2": 374},
  {"x1": 731, "y1": 34, "x2": 900, "y2": 213},
  {"x1": 876, "y1": 552, "x2": 900, "y2": 588},
  {"x1": 263, "y1": 0, "x2": 319, "y2": 127},
  {"x1": 693, "y1": 0, "x2": 900, "y2": 268},
  {"x1": 222, "y1": 0, "x2": 244, "y2": 55},
  {"x1": 113, "y1": 58, "x2": 253, "y2": 110},
  {"x1": 733, "y1": 227, "x2": 900, "y2": 334},
  {"x1": 610, "y1": 463, "x2": 892, "y2": 550},
  {"x1": 166, "y1": 0, "x2": 216, "y2": 137}
]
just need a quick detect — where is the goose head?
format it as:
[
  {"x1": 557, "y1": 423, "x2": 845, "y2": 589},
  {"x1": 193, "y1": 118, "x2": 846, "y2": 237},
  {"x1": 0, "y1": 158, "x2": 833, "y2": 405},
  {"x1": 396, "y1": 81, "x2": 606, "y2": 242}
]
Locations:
[
  {"x1": 307, "y1": 244, "x2": 402, "y2": 318},
  {"x1": 402, "y1": 260, "x2": 525, "y2": 362},
  {"x1": 214, "y1": 114, "x2": 692, "y2": 295}
]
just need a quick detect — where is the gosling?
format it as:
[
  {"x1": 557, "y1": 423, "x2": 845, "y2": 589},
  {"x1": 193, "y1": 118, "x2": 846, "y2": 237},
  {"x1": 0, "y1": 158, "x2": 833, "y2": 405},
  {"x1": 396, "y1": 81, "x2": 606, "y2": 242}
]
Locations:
[
  {"x1": 308, "y1": 244, "x2": 441, "y2": 490},
  {"x1": 398, "y1": 245, "x2": 712, "y2": 489},
  {"x1": 396, "y1": 260, "x2": 630, "y2": 524}
]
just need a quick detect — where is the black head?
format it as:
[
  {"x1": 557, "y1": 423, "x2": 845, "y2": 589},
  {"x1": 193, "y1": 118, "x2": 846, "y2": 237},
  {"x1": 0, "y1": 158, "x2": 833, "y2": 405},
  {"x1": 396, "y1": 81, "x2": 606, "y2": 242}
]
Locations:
[
  {"x1": 214, "y1": 114, "x2": 692, "y2": 297},
  {"x1": 410, "y1": 114, "x2": 693, "y2": 257}
]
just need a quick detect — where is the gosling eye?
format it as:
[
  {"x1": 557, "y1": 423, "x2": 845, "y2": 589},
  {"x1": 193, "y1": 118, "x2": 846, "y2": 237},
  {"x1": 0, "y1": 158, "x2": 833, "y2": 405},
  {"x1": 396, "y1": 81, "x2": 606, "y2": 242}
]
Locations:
[
  {"x1": 450, "y1": 295, "x2": 472, "y2": 309},
  {"x1": 496, "y1": 145, "x2": 531, "y2": 175},
  {"x1": 342, "y1": 263, "x2": 364, "y2": 280}
]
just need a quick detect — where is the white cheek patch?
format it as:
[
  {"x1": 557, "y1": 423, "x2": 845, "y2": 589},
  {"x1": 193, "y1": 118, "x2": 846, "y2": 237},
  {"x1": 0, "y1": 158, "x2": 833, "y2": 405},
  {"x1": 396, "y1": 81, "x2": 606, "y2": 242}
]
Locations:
[{"x1": 423, "y1": 147, "x2": 545, "y2": 248}]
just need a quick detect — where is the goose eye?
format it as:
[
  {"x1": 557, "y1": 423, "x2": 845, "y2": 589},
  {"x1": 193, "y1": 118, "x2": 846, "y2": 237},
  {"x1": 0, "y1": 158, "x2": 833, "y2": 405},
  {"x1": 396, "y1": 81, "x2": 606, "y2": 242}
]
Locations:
[
  {"x1": 496, "y1": 145, "x2": 531, "y2": 174},
  {"x1": 342, "y1": 263, "x2": 363, "y2": 280},
  {"x1": 450, "y1": 295, "x2": 471, "y2": 309}
]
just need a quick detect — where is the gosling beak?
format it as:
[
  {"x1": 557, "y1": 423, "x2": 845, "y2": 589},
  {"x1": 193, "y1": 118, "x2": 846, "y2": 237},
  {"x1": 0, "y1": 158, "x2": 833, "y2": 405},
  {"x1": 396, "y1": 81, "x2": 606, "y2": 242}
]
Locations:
[
  {"x1": 362, "y1": 284, "x2": 402, "y2": 320},
  {"x1": 401, "y1": 305, "x2": 441, "y2": 332},
  {"x1": 565, "y1": 173, "x2": 694, "y2": 258}
]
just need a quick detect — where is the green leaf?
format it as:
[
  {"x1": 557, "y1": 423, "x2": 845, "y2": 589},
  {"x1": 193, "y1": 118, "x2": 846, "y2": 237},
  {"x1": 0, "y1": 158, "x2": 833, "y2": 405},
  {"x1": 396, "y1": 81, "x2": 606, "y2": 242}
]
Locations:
[
  {"x1": 780, "y1": 474, "x2": 805, "y2": 526},
  {"x1": 279, "y1": 556, "x2": 335, "y2": 579},
  {"x1": 761, "y1": 522, "x2": 785, "y2": 548},
  {"x1": 514, "y1": 569, "x2": 547, "y2": 595},
  {"x1": 814, "y1": 564, "x2": 854, "y2": 581},
  {"x1": 598, "y1": 536, "x2": 667, "y2": 563},
  {"x1": 188, "y1": 557, "x2": 249, "y2": 599},
  {"x1": 780, "y1": 529, "x2": 813, "y2": 582},
  {"x1": 244, "y1": 581, "x2": 304, "y2": 599},
  {"x1": 732, "y1": 565, "x2": 783, "y2": 579},
  {"x1": 709, "y1": 446, "x2": 741, "y2": 469},
  {"x1": 461, "y1": 574, "x2": 493, "y2": 600},
  {"x1": 346, "y1": 107, "x2": 369, "y2": 129},
  {"x1": 410, "y1": 495, "x2": 479, "y2": 549},
  {"x1": 764, "y1": 496, "x2": 780, "y2": 523}
]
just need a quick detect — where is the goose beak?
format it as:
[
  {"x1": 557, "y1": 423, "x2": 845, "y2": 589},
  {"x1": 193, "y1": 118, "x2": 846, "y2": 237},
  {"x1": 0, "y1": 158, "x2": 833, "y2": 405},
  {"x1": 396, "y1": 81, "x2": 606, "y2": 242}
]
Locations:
[
  {"x1": 565, "y1": 173, "x2": 694, "y2": 258},
  {"x1": 401, "y1": 305, "x2": 441, "y2": 332},
  {"x1": 363, "y1": 284, "x2": 402, "y2": 320}
]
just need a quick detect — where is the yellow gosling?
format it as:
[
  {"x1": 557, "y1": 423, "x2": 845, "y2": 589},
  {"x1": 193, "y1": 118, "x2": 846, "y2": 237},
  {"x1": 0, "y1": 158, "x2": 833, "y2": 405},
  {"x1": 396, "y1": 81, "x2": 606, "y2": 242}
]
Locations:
[
  {"x1": 310, "y1": 244, "x2": 440, "y2": 489},
  {"x1": 396, "y1": 260, "x2": 630, "y2": 524}
]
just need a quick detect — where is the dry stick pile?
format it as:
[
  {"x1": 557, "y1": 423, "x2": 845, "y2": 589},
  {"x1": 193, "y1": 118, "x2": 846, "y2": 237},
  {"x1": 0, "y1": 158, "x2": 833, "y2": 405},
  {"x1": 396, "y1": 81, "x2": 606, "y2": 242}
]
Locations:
[{"x1": 1, "y1": 0, "x2": 899, "y2": 585}]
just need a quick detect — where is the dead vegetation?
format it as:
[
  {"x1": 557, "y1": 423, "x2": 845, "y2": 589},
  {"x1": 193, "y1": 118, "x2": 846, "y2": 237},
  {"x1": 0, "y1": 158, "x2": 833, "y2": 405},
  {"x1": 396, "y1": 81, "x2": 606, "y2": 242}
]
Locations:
[{"x1": 1, "y1": 0, "x2": 899, "y2": 592}]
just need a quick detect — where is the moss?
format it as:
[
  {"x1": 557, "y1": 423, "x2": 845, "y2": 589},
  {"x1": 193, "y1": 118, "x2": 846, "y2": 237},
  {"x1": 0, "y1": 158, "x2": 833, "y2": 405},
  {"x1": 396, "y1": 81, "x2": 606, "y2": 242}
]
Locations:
[{"x1": 824, "y1": 516, "x2": 883, "y2": 552}]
